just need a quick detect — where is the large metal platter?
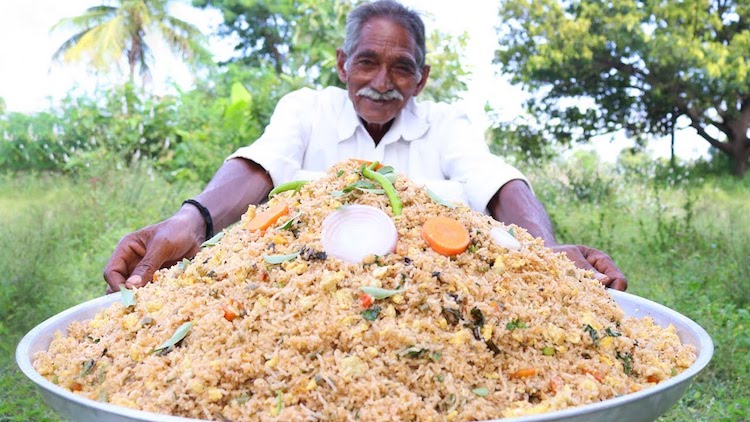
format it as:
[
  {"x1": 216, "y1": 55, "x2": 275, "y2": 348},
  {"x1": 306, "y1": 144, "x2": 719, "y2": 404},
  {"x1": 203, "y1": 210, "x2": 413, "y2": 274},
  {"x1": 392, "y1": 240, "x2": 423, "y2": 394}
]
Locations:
[{"x1": 16, "y1": 290, "x2": 713, "y2": 422}]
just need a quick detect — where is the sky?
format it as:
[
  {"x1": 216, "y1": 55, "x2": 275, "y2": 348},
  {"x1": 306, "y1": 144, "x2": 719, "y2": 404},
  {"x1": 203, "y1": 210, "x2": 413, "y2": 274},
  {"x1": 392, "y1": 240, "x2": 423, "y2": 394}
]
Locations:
[{"x1": 0, "y1": 0, "x2": 710, "y2": 162}]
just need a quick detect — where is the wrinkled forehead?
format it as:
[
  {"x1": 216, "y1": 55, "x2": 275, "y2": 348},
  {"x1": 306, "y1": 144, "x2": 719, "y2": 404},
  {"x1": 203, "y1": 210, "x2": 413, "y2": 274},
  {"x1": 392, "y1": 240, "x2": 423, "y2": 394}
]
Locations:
[{"x1": 350, "y1": 17, "x2": 418, "y2": 62}]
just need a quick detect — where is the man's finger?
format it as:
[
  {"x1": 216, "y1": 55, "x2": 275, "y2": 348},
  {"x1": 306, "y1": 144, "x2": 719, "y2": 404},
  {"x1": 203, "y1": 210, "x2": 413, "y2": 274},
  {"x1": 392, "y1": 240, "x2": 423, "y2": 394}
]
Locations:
[
  {"x1": 609, "y1": 278, "x2": 627, "y2": 291},
  {"x1": 578, "y1": 245, "x2": 627, "y2": 291},
  {"x1": 103, "y1": 256, "x2": 128, "y2": 293},
  {"x1": 125, "y1": 250, "x2": 162, "y2": 289}
]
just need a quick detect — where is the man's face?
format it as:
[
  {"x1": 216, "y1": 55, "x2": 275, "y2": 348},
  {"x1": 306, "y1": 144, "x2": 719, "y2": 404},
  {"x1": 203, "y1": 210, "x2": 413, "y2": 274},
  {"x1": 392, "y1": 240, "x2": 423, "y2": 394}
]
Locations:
[{"x1": 336, "y1": 18, "x2": 430, "y2": 127}]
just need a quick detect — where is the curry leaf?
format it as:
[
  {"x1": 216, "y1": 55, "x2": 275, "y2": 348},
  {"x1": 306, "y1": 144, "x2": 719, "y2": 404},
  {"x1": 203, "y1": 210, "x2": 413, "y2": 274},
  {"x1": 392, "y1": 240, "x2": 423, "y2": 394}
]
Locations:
[
  {"x1": 472, "y1": 387, "x2": 489, "y2": 397},
  {"x1": 361, "y1": 286, "x2": 401, "y2": 299},
  {"x1": 119, "y1": 285, "x2": 135, "y2": 308},
  {"x1": 356, "y1": 187, "x2": 385, "y2": 195},
  {"x1": 201, "y1": 231, "x2": 225, "y2": 248},
  {"x1": 154, "y1": 322, "x2": 193, "y2": 353},
  {"x1": 427, "y1": 188, "x2": 456, "y2": 208},
  {"x1": 79, "y1": 359, "x2": 96, "y2": 378},
  {"x1": 278, "y1": 212, "x2": 303, "y2": 231},
  {"x1": 399, "y1": 346, "x2": 427, "y2": 358},
  {"x1": 377, "y1": 166, "x2": 397, "y2": 183},
  {"x1": 584, "y1": 324, "x2": 600, "y2": 346},
  {"x1": 263, "y1": 252, "x2": 300, "y2": 264}
]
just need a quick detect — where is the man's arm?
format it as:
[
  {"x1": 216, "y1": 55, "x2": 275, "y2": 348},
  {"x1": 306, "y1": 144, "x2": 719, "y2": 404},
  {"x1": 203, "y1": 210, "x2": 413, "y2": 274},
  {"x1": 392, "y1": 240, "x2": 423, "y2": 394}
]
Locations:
[
  {"x1": 488, "y1": 180, "x2": 627, "y2": 290},
  {"x1": 192, "y1": 158, "x2": 274, "y2": 232},
  {"x1": 103, "y1": 158, "x2": 273, "y2": 292}
]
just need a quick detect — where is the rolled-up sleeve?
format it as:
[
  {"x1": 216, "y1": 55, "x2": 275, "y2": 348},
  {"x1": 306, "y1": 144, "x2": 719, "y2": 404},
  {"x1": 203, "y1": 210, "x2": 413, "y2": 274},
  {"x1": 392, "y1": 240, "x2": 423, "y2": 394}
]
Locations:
[
  {"x1": 438, "y1": 109, "x2": 530, "y2": 213},
  {"x1": 227, "y1": 88, "x2": 314, "y2": 187}
]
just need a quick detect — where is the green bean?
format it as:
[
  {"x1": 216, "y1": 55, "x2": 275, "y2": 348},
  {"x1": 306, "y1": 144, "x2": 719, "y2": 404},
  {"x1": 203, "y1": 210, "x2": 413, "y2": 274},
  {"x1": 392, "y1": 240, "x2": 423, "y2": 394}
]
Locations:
[
  {"x1": 361, "y1": 162, "x2": 402, "y2": 215},
  {"x1": 268, "y1": 180, "x2": 308, "y2": 199}
]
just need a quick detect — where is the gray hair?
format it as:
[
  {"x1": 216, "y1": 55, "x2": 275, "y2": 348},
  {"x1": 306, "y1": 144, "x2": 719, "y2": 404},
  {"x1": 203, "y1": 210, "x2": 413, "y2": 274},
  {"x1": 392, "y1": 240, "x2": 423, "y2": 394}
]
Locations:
[{"x1": 342, "y1": 0, "x2": 426, "y2": 70}]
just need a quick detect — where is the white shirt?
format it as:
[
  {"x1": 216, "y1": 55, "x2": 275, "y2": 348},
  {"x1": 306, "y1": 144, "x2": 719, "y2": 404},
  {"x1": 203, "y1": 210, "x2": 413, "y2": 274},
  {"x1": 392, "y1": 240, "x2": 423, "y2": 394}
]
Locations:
[{"x1": 229, "y1": 87, "x2": 528, "y2": 213}]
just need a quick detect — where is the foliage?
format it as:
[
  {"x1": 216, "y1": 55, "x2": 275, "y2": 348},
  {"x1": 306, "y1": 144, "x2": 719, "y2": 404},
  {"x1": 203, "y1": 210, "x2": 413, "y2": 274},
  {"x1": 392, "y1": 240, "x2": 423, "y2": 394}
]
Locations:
[
  {"x1": 494, "y1": 0, "x2": 750, "y2": 176},
  {"x1": 193, "y1": 0, "x2": 355, "y2": 86},
  {"x1": 0, "y1": 83, "x2": 179, "y2": 174},
  {"x1": 487, "y1": 117, "x2": 559, "y2": 161},
  {"x1": 51, "y1": 0, "x2": 210, "y2": 82},
  {"x1": 163, "y1": 63, "x2": 309, "y2": 182},
  {"x1": 421, "y1": 31, "x2": 470, "y2": 103},
  {"x1": 194, "y1": 0, "x2": 470, "y2": 99},
  {"x1": 0, "y1": 65, "x2": 306, "y2": 183}
]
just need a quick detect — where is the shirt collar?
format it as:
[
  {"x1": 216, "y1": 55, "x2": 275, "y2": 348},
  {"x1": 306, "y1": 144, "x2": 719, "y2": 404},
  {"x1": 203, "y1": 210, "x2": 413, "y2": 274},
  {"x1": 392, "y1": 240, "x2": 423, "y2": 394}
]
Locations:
[{"x1": 337, "y1": 95, "x2": 429, "y2": 143}]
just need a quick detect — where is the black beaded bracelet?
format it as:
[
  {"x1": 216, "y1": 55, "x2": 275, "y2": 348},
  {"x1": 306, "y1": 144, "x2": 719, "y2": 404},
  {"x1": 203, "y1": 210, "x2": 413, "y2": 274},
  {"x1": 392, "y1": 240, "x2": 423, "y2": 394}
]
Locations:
[{"x1": 182, "y1": 199, "x2": 214, "y2": 241}]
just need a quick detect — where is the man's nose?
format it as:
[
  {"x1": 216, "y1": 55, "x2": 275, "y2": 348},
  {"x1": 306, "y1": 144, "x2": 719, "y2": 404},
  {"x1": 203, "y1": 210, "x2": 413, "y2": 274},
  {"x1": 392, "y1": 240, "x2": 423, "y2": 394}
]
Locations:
[{"x1": 370, "y1": 64, "x2": 394, "y2": 92}]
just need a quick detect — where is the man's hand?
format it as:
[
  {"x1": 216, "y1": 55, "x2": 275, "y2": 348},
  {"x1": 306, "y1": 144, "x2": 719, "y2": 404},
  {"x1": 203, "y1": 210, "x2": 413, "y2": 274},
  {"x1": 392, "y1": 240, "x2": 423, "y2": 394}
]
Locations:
[
  {"x1": 102, "y1": 158, "x2": 273, "y2": 294},
  {"x1": 489, "y1": 180, "x2": 627, "y2": 291},
  {"x1": 103, "y1": 209, "x2": 204, "y2": 293},
  {"x1": 551, "y1": 244, "x2": 627, "y2": 291}
]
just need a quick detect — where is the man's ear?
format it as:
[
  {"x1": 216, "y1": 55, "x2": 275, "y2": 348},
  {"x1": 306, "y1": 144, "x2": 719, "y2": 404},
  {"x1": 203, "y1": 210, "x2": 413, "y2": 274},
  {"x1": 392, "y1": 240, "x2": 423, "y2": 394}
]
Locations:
[
  {"x1": 336, "y1": 48, "x2": 348, "y2": 84},
  {"x1": 413, "y1": 65, "x2": 431, "y2": 96}
]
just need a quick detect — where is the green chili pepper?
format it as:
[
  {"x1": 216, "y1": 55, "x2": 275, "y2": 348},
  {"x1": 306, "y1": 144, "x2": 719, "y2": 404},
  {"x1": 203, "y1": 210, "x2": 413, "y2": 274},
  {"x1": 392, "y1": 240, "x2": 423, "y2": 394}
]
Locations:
[
  {"x1": 268, "y1": 180, "x2": 308, "y2": 199},
  {"x1": 361, "y1": 162, "x2": 402, "y2": 215}
]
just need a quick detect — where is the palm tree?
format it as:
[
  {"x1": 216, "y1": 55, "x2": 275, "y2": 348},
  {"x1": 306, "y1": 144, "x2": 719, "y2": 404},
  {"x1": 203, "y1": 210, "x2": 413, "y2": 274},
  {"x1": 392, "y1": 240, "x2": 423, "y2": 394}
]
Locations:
[{"x1": 51, "y1": 0, "x2": 209, "y2": 83}]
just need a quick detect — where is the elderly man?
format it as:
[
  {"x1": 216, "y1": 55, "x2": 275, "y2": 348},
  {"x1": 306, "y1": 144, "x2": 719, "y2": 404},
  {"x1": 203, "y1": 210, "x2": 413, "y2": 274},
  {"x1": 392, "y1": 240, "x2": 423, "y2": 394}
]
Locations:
[{"x1": 104, "y1": 0, "x2": 627, "y2": 293}]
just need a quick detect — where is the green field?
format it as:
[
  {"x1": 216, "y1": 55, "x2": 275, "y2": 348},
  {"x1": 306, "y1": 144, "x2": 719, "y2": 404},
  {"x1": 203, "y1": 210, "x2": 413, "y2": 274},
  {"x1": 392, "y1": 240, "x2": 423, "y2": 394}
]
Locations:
[{"x1": 1, "y1": 160, "x2": 748, "y2": 421}]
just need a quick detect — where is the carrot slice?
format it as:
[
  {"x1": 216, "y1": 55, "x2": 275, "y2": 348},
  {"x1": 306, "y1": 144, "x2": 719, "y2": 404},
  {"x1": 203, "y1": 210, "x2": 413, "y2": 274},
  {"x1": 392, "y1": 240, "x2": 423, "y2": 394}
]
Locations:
[
  {"x1": 582, "y1": 367, "x2": 604, "y2": 382},
  {"x1": 421, "y1": 216, "x2": 470, "y2": 256},
  {"x1": 247, "y1": 203, "x2": 289, "y2": 232},
  {"x1": 510, "y1": 367, "x2": 537, "y2": 378},
  {"x1": 350, "y1": 158, "x2": 384, "y2": 170}
]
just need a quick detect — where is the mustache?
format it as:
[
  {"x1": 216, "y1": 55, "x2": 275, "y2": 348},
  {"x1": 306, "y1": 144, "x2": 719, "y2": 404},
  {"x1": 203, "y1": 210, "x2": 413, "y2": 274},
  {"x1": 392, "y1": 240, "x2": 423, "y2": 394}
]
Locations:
[{"x1": 356, "y1": 87, "x2": 404, "y2": 101}]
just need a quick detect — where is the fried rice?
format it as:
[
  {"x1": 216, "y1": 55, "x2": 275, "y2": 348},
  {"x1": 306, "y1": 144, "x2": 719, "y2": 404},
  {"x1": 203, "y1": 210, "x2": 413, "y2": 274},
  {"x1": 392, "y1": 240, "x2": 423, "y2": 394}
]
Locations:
[{"x1": 33, "y1": 160, "x2": 696, "y2": 421}]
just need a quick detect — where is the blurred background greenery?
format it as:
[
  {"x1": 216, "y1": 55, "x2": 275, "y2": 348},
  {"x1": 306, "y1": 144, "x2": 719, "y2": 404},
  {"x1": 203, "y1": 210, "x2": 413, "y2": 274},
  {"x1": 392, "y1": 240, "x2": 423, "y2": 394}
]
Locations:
[{"x1": 1, "y1": 0, "x2": 748, "y2": 420}]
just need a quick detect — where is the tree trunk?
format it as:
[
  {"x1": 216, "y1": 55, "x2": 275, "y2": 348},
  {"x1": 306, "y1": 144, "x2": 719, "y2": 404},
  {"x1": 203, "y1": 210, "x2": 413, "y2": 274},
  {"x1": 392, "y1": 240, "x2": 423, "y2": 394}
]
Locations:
[
  {"x1": 734, "y1": 149, "x2": 749, "y2": 177},
  {"x1": 729, "y1": 133, "x2": 750, "y2": 177}
]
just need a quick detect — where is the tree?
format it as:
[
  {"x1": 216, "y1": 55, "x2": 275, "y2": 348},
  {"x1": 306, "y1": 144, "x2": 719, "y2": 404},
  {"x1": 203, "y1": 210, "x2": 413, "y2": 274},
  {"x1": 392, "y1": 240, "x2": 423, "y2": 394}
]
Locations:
[
  {"x1": 193, "y1": 0, "x2": 353, "y2": 87},
  {"x1": 193, "y1": 0, "x2": 469, "y2": 99},
  {"x1": 495, "y1": 0, "x2": 750, "y2": 176},
  {"x1": 52, "y1": 0, "x2": 210, "y2": 83}
]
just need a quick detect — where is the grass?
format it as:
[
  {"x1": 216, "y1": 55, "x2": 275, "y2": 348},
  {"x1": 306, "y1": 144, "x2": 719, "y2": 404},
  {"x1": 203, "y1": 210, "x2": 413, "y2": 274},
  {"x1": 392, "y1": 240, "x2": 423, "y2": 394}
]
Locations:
[{"x1": 1, "y1": 159, "x2": 748, "y2": 421}]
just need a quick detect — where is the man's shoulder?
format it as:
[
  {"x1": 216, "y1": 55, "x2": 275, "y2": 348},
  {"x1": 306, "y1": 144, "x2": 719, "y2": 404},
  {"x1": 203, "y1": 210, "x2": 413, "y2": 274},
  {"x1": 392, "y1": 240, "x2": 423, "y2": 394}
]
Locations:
[
  {"x1": 282, "y1": 86, "x2": 346, "y2": 103},
  {"x1": 411, "y1": 97, "x2": 469, "y2": 123}
]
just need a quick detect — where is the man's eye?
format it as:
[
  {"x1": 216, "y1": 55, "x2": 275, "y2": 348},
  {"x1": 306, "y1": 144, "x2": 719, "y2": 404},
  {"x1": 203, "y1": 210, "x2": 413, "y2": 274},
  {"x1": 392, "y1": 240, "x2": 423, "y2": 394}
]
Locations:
[
  {"x1": 394, "y1": 65, "x2": 414, "y2": 73},
  {"x1": 357, "y1": 59, "x2": 375, "y2": 66}
]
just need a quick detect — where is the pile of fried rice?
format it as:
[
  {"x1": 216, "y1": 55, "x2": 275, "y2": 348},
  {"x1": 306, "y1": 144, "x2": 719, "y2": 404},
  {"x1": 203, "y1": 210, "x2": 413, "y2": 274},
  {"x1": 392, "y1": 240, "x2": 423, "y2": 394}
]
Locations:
[{"x1": 34, "y1": 160, "x2": 696, "y2": 421}]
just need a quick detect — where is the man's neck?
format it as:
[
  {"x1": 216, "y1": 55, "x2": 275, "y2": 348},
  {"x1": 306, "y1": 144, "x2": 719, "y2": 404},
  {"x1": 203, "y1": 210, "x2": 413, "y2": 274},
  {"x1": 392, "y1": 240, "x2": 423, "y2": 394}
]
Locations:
[{"x1": 363, "y1": 119, "x2": 394, "y2": 145}]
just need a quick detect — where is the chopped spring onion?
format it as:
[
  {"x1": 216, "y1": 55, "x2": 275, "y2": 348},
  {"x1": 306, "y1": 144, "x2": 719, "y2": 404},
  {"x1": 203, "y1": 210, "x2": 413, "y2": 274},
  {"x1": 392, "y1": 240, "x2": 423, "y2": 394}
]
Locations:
[{"x1": 361, "y1": 306, "x2": 381, "y2": 321}]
